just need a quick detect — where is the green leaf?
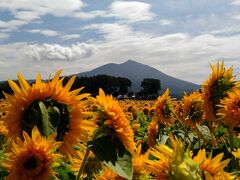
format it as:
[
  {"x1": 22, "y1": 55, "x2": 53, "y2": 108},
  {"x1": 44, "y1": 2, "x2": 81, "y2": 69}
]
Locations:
[
  {"x1": 159, "y1": 134, "x2": 168, "y2": 144},
  {"x1": 57, "y1": 166, "x2": 76, "y2": 180},
  {"x1": 105, "y1": 149, "x2": 133, "y2": 180},
  {"x1": 89, "y1": 127, "x2": 133, "y2": 179},
  {"x1": 39, "y1": 101, "x2": 56, "y2": 137},
  {"x1": 196, "y1": 125, "x2": 212, "y2": 143}
]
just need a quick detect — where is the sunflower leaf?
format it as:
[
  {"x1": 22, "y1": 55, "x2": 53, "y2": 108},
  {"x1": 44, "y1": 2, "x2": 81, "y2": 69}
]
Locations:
[
  {"x1": 196, "y1": 125, "x2": 212, "y2": 143},
  {"x1": 89, "y1": 127, "x2": 133, "y2": 179},
  {"x1": 39, "y1": 101, "x2": 56, "y2": 137}
]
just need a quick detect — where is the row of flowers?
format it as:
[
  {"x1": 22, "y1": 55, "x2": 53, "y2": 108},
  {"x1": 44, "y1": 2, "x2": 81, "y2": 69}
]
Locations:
[{"x1": 0, "y1": 61, "x2": 239, "y2": 179}]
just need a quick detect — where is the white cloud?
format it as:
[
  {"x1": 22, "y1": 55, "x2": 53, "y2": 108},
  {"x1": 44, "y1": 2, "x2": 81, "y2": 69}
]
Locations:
[
  {"x1": 231, "y1": 0, "x2": 240, "y2": 5},
  {"x1": 232, "y1": 14, "x2": 240, "y2": 20},
  {"x1": 0, "y1": 32, "x2": 9, "y2": 39},
  {"x1": 109, "y1": 1, "x2": 156, "y2": 22},
  {"x1": 0, "y1": 0, "x2": 84, "y2": 32},
  {"x1": 0, "y1": 0, "x2": 84, "y2": 17},
  {"x1": 73, "y1": 1, "x2": 156, "y2": 22},
  {"x1": 24, "y1": 43, "x2": 96, "y2": 61},
  {"x1": 0, "y1": 19, "x2": 28, "y2": 31},
  {"x1": 159, "y1": 19, "x2": 174, "y2": 26},
  {"x1": 74, "y1": 11, "x2": 107, "y2": 20},
  {"x1": 61, "y1": 34, "x2": 81, "y2": 40},
  {"x1": 27, "y1": 29, "x2": 60, "y2": 37}
]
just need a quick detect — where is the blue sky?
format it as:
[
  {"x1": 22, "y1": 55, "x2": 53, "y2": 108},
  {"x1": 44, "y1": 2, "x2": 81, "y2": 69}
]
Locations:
[{"x1": 0, "y1": 0, "x2": 240, "y2": 84}]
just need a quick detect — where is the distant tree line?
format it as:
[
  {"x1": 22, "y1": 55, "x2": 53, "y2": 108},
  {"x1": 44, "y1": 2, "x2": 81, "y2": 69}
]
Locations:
[{"x1": 0, "y1": 75, "x2": 161, "y2": 99}]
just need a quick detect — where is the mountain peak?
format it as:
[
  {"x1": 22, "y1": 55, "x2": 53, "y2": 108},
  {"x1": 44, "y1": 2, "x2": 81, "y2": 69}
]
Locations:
[
  {"x1": 77, "y1": 60, "x2": 200, "y2": 97},
  {"x1": 122, "y1": 59, "x2": 139, "y2": 64},
  {"x1": 124, "y1": 59, "x2": 136, "y2": 63}
]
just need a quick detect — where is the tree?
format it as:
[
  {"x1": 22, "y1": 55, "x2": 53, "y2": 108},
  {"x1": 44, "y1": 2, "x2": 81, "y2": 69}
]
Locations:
[
  {"x1": 140, "y1": 78, "x2": 161, "y2": 98},
  {"x1": 116, "y1": 77, "x2": 132, "y2": 96},
  {"x1": 63, "y1": 75, "x2": 132, "y2": 97}
]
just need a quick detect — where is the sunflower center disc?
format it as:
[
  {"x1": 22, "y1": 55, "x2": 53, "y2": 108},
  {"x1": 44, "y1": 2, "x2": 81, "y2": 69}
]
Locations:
[{"x1": 23, "y1": 155, "x2": 38, "y2": 170}]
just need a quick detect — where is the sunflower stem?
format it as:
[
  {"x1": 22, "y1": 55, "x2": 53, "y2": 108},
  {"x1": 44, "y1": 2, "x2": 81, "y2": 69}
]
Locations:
[
  {"x1": 197, "y1": 129, "x2": 201, "y2": 148},
  {"x1": 76, "y1": 145, "x2": 91, "y2": 180},
  {"x1": 228, "y1": 127, "x2": 234, "y2": 151}
]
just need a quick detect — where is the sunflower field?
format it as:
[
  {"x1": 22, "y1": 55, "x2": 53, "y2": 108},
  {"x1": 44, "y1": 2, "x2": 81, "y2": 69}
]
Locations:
[{"x1": 0, "y1": 61, "x2": 240, "y2": 180}]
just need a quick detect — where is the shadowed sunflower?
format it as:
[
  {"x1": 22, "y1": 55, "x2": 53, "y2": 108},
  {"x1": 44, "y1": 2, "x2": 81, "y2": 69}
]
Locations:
[
  {"x1": 69, "y1": 145, "x2": 102, "y2": 178},
  {"x1": 95, "y1": 88, "x2": 135, "y2": 154},
  {"x1": 3, "y1": 126, "x2": 62, "y2": 180},
  {"x1": 181, "y1": 91, "x2": 204, "y2": 128},
  {"x1": 154, "y1": 89, "x2": 175, "y2": 126},
  {"x1": 0, "y1": 120, "x2": 8, "y2": 136},
  {"x1": 217, "y1": 88, "x2": 240, "y2": 128},
  {"x1": 202, "y1": 61, "x2": 236, "y2": 122},
  {"x1": 193, "y1": 149, "x2": 234, "y2": 179},
  {"x1": 146, "y1": 120, "x2": 158, "y2": 148},
  {"x1": 3, "y1": 70, "x2": 96, "y2": 155}
]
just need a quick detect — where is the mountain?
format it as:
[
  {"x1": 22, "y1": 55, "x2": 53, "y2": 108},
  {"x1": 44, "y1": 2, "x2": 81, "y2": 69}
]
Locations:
[{"x1": 76, "y1": 60, "x2": 201, "y2": 98}]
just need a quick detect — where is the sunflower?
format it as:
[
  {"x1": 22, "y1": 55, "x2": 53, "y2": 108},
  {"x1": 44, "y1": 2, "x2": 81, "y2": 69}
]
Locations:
[
  {"x1": 145, "y1": 137, "x2": 173, "y2": 179},
  {"x1": 132, "y1": 144, "x2": 151, "y2": 179},
  {"x1": 0, "y1": 120, "x2": 8, "y2": 136},
  {"x1": 154, "y1": 89, "x2": 175, "y2": 126},
  {"x1": 146, "y1": 134, "x2": 202, "y2": 179},
  {"x1": 94, "y1": 166, "x2": 125, "y2": 180},
  {"x1": 3, "y1": 70, "x2": 96, "y2": 155},
  {"x1": 3, "y1": 126, "x2": 62, "y2": 180},
  {"x1": 232, "y1": 148, "x2": 240, "y2": 159},
  {"x1": 193, "y1": 149, "x2": 234, "y2": 179},
  {"x1": 181, "y1": 91, "x2": 204, "y2": 128},
  {"x1": 202, "y1": 61, "x2": 235, "y2": 122},
  {"x1": 69, "y1": 145, "x2": 101, "y2": 178},
  {"x1": 95, "y1": 88, "x2": 135, "y2": 154},
  {"x1": 146, "y1": 120, "x2": 158, "y2": 148},
  {"x1": 217, "y1": 88, "x2": 240, "y2": 128}
]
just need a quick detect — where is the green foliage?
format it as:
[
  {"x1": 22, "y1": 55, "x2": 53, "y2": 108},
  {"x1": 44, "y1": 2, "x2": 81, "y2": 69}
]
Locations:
[
  {"x1": 196, "y1": 125, "x2": 212, "y2": 143},
  {"x1": 55, "y1": 162, "x2": 76, "y2": 180},
  {"x1": 89, "y1": 127, "x2": 133, "y2": 179}
]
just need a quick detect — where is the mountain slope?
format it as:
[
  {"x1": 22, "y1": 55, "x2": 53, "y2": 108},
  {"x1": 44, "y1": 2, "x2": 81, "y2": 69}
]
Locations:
[{"x1": 76, "y1": 60, "x2": 201, "y2": 97}]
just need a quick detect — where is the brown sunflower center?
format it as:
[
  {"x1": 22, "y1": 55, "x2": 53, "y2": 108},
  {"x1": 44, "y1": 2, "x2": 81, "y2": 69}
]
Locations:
[
  {"x1": 161, "y1": 102, "x2": 172, "y2": 118},
  {"x1": 23, "y1": 99, "x2": 70, "y2": 140},
  {"x1": 23, "y1": 155, "x2": 39, "y2": 170},
  {"x1": 188, "y1": 101, "x2": 203, "y2": 121}
]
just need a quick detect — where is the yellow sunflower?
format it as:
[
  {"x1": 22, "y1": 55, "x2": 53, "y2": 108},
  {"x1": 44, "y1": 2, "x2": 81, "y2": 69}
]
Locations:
[
  {"x1": 146, "y1": 134, "x2": 202, "y2": 179},
  {"x1": 154, "y1": 89, "x2": 175, "y2": 126},
  {"x1": 232, "y1": 148, "x2": 240, "y2": 159},
  {"x1": 202, "y1": 61, "x2": 235, "y2": 122},
  {"x1": 3, "y1": 70, "x2": 96, "y2": 155},
  {"x1": 145, "y1": 137, "x2": 173, "y2": 179},
  {"x1": 3, "y1": 126, "x2": 62, "y2": 180},
  {"x1": 217, "y1": 88, "x2": 240, "y2": 127},
  {"x1": 95, "y1": 88, "x2": 135, "y2": 154},
  {"x1": 132, "y1": 144, "x2": 152, "y2": 179},
  {"x1": 94, "y1": 167, "x2": 125, "y2": 180},
  {"x1": 193, "y1": 149, "x2": 234, "y2": 179},
  {"x1": 181, "y1": 91, "x2": 204, "y2": 128}
]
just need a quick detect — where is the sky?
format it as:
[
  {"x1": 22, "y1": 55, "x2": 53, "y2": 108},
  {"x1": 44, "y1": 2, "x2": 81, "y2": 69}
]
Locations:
[{"x1": 0, "y1": 0, "x2": 240, "y2": 84}]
